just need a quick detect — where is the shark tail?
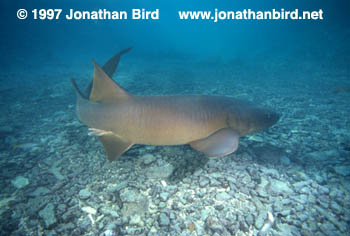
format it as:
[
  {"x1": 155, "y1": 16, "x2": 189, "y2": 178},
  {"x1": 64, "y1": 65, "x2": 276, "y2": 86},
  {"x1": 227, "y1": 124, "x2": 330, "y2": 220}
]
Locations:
[
  {"x1": 71, "y1": 78, "x2": 87, "y2": 101},
  {"x1": 72, "y1": 50, "x2": 134, "y2": 161}
]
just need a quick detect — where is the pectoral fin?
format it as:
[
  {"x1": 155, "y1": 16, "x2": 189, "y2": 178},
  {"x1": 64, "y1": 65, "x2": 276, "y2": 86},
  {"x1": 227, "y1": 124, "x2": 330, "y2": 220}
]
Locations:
[
  {"x1": 98, "y1": 135, "x2": 133, "y2": 161},
  {"x1": 190, "y1": 128, "x2": 239, "y2": 158}
]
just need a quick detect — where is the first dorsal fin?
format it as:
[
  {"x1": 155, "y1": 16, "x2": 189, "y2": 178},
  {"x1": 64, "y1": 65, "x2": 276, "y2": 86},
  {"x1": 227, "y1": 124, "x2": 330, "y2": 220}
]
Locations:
[
  {"x1": 85, "y1": 47, "x2": 132, "y2": 97},
  {"x1": 89, "y1": 61, "x2": 130, "y2": 103}
]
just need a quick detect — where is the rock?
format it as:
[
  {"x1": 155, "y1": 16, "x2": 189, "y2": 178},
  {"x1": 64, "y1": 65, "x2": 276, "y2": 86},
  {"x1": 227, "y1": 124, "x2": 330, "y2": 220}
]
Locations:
[
  {"x1": 295, "y1": 204, "x2": 304, "y2": 212},
  {"x1": 158, "y1": 213, "x2": 170, "y2": 226},
  {"x1": 79, "y1": 189, "x2": 91, "y2": 200},
  {"x1": 201, "y1": 209, "x2": 210, "y2": 221},
  {"x1": 49, "y1": 167, "x2": 65, "y2": 180},
  {"x1": 268, "y1": 179, "x2": 293, "y2": 195},
  {"x1": 29, "y1": 187, "x2": 50, "y2": 197},
  {"x1": 317, "y1": 185, "x2": 330, "y2": 194},
  {"x1": 216, "y1": 192, "x2": 231, "y2": 201},
  {"x1": 39, "y1": 203, "x2": 56, "y2": 229},
  {"x1": 277, "y1": 223, "x2": 297, "y2": 235},
  {"x1": 333, "y1": 165, "x2": 350, "y2": 176},
  {"x1": 120, "y1": 188, "x2": 143, "y2": 203},
  {"x1": 158, "y1": 202, "x2": 166, "y2": 209},
  {"x1": 245, "y1": 213, "x2": 254, "y2": 226},
  {"x1": 11, "y1": 176, "x2": 29, "y2": 189},
  {"x1": 123, "y1": 227, "x2": 144, "y2": 235},
  {"x1": 298, "y1": 213, "x2": 308, "y2": 221},
  {"x1": 142, "y1": 154, "x2": 156, "y2": 165},
  {"x1": 81, "y1": 206, "x2": 97, "y2": 215},
  {"x1": 57, "y1": 204, "x2": 67, "y2": 213},
  {"x1": 147, "y1": 164, "x2": 174, "y2": 179},
  {"x1": 279, "y1": 209, "x2": 291, "y2": 217},
  {"x1": 103, "y1": 229, "x2": 115, "y2": 236},
  {"x1": 329, "y1": 188, "x2": 344, "y2": 198},
  {"x1": 107, "y1": 181, "x2": 128, "y2": 193},
  {"x1": 319, "y1": 222, "x2": 338, "y2": 236},
  {"x1": 305, "y1": 150, "x2": 339, "y2": 165},
  {"x1": 256, "y1": 177, "x2": 269, "y2": 198},
  {"x1": 205, "y1": 216, "x2": 226, "y2": 234},
  {"x1": 280, "y1": 156, "x2": 291, "y2": 166},
  {"x1": 255, "y1": 211, "x2": 266, "y2": 229},
  {"x1": 129, "y1": 215, "x2": 144, "y2": 226},
  {"x1": 103, "y1": 223, "x2": 117, "y2": 236},
  {"x1": 100, "y1": 207, "x2": 119, "y2": 218},
  {"x1": 199, "y1": 177, "x2": 209, "y2": 187},
  {"x1": 56, "y1": 222, "x2": 75, "y2": 233},
  {"x1": 209, "y1": 178, "x2": 222, "y2": 187},
  {"x1": 330, "y1": 201, "x2": 342, "y2": 214},
  {"x1": 248, "y1": 135, "x2": 264, "y2": 142},
  {"x1": 292, "y1": 180, "x2": 312, "y2": 190},
  {"x1": 77, "y1": 217, "x2": 91, "y2": 231},
  {"x1": 159, "y1": 192, "x2": 169, "y2": 202},
  {"x1": 214, "y1": 204, "x2": 224, "y2": 211}
]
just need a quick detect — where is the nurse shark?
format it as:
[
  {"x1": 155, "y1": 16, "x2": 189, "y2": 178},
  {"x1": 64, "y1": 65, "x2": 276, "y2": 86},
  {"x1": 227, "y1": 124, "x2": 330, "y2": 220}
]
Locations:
[{"x1": 71, "y1": 48, "x2": 279, "y2": 161}]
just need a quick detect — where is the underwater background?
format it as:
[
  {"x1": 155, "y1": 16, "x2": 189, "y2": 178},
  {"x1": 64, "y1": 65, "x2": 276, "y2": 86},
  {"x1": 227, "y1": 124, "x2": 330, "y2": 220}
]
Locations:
[{"x1": 0, "y1": 0, "x2": 349, "y2": 235}]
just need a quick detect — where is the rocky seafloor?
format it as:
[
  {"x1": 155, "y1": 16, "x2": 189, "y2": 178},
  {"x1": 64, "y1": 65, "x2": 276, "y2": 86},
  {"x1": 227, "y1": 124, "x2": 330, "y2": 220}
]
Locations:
[{"x1": 0, "y1": 53, "x2": 349, "y2": 236}]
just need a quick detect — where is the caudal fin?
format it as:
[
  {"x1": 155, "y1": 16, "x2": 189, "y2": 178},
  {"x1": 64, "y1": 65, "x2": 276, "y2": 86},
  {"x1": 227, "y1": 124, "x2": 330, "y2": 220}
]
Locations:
[
  {"x1": 103, "y1": 47, "x2": 132, "y2": 77},
  {"x1": 71, "y1": 78, "x2": 87, "y2": 101}
]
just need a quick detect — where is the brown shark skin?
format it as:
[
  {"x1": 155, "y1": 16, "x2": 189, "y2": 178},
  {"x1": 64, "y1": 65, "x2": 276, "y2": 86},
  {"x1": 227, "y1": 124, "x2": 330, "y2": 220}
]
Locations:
[
  {"x1": 76, "y1": 92, "x2": 279, "y2": 146},
  {"x1": 72, "y1": 49, "x2": 279, "y2": 160}
]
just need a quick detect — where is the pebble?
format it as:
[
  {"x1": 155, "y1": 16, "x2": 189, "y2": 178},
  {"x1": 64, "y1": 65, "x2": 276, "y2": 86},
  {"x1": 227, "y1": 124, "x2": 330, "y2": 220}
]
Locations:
[
  {"x1": 330, "y1": 201, "x2": 342, "y2": 214},
  {"x1": 100, "y1": 207, "x2": 119, "y2": 218},
  {"x1": 255, "y1": 211, "x2": 266, "y2": 229},
  {"x1": 147, "y1": 164, "x2": 174, "y2": 179},
  {"x1": 158, "y1": 213, "x2": 170, "y2": 226},
  {"x1": 81, "y1": 206, "x2": 97, "y2": 215},
  {"x1": 215, "y1": 192, "x2": 231, "y2": 201},
  {"x1": 29, "y1": 187, "x2": 50, "y2": 197},
  {"x1": 11, "y1": 176, "x2": 29, "y2": 189},
  {"x1": 39, "y1": 203, "x2": 57, "y2": 229},
  {"x1": 120, "y1": 188, "x2": 142, "y2": 203},
  {"x1": 107, "y1": 181, "x2": 128, "y2": 193},
  {"x1": 129, "y1": 215, "x2": 144, "y2": 226},
  {"x1": 293, "y1": 180, "x2": 312, "y2": 190},
  {"x1": 333, "y1": 165, "x2": 350, "y2": 177},
  {"x1": 199, "y1": 177, "x2": 209, "y2": 187},
  {"x1": 268, "y1": 179, "x2": 293, "y2": 195},
  {"x1": 142, "y1": 154, "x2": 156, "y2": 165},
  {"x1": 205, "y1": 216, "x2": 225, "y2": 234},
  {"x1": 2, "y1": 98, "x2": 349, "y2": 236},
  {"x1": 159, "y1": 192, "x2": 169, "y2": 201},
  {"x1": 279, "y1": 209, "x2": 291, "y2": 217},
  {"x1": 79, "y1": 189, "x2": 91, "y2": 200}
]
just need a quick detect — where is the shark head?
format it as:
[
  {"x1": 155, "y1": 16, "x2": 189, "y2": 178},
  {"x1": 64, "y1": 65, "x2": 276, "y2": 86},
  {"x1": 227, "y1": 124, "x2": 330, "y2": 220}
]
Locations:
[
  {"x1": 227, "y1": 100, "x2": 280, "y2": 136},
  {"x1": 248, "y1": 107, "x2": 280, "y2": 133}
]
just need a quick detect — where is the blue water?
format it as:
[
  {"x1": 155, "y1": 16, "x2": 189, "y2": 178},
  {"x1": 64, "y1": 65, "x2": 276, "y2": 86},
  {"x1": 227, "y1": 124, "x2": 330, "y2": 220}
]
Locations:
[{"x1": 0, "y1": 0, "x2": 349, "y2": 235}]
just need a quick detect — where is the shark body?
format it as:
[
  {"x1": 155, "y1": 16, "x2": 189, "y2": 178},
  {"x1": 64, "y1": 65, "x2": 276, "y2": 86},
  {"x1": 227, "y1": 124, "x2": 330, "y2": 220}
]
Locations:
[{"x1": 72, "y1": 49, "x2": 279, "y2": 161}]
